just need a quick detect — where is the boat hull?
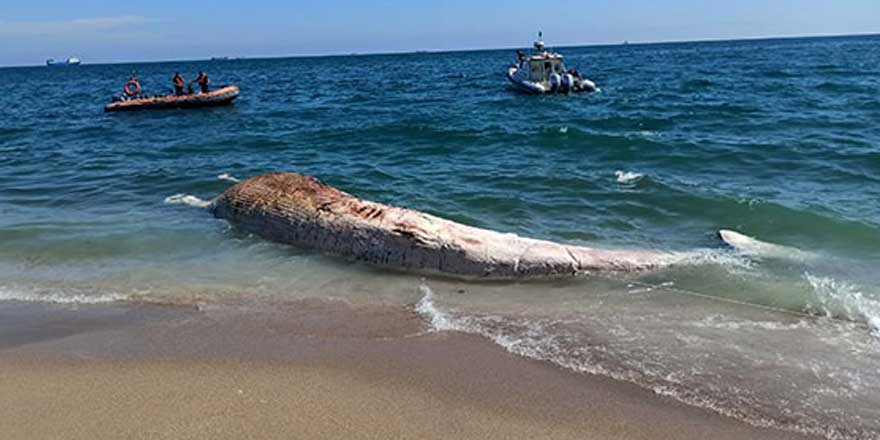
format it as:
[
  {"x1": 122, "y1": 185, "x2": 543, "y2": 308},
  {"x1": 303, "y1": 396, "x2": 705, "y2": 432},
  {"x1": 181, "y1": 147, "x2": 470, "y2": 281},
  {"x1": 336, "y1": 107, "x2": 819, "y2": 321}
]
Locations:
[
  {"x1": 507, "y1": 67, "x2": 546, "y2": 94},
  {"x1": 507, "y1": 67, "x2": 597, "y2": 95},
  {"x1": 104, "y1": 85, "x2": 240, "y2": 112}
]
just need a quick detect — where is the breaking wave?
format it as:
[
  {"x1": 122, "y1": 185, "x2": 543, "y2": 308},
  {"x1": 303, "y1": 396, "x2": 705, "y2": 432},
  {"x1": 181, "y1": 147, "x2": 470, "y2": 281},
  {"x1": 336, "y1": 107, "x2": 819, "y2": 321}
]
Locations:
[
  {"x1": 805, "y1": 273, "x2": 880, "y2": 335},
  {"x1": 415, "y1": 284, "x2": 455, "y2": 330},
  {"x1": 414, "y1": 283, "x2": 878, "y2": 440},
  {"x1": 614, "y1": 170, "x2": 644, "y2": 184}
]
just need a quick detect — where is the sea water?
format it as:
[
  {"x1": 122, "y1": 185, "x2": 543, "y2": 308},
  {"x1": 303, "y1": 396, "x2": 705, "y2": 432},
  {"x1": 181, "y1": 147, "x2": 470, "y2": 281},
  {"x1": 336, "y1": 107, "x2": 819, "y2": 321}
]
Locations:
[{"x1": 1, "y1": 35, "x2": 879, "y2": 438}]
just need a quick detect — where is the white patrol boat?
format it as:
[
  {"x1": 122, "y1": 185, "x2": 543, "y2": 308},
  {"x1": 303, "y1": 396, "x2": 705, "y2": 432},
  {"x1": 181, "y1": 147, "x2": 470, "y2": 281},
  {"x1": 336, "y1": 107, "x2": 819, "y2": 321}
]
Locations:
[{"x1": 507, "y1": 32, "x2": 597, "y2": 94}]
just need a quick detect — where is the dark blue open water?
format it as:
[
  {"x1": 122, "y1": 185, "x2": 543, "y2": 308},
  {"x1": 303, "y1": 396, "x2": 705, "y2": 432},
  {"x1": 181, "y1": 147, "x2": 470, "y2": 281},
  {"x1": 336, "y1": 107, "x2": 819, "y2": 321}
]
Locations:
[{"x1": 1, "y1": 35, "x2": 879, "y2": 438}]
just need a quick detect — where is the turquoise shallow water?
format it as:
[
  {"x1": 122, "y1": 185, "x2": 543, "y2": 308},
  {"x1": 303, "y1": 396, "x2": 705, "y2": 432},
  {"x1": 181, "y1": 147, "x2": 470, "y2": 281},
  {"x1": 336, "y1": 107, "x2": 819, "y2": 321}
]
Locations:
[{"x1": 2, "y1": 35, "x2": 880, "y2": 438}]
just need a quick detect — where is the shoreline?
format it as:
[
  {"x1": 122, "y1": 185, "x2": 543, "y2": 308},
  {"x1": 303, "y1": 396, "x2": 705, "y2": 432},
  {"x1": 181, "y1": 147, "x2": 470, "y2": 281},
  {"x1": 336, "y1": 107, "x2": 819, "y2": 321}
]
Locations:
[{"x1": 0, "y1": 300, "x2": 815, "y2": 440}]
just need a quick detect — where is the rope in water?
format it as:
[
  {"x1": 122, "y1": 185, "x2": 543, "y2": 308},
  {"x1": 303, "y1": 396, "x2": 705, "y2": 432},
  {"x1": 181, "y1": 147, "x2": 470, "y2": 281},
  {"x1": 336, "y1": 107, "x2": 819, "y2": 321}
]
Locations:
[{"x1": 593, "y1": 273, "x2": 860, "y2": 326}]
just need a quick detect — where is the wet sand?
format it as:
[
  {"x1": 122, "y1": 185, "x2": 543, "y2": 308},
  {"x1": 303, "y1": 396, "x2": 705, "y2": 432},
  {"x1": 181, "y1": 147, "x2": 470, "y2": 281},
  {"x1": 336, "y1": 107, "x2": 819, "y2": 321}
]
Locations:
[{"x1": 0, "y1": 300, "x2": 815, "y2": 440}]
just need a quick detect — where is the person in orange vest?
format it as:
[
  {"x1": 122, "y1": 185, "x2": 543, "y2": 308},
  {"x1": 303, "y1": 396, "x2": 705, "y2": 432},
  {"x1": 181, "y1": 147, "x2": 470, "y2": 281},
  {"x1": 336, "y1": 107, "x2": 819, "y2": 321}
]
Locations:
[
  {"x1": 172, "y1": 72, "x2": 185, "y2": 96},
  {"x1": 193, "y1": 71, "x2": 210, "y2": 93}
]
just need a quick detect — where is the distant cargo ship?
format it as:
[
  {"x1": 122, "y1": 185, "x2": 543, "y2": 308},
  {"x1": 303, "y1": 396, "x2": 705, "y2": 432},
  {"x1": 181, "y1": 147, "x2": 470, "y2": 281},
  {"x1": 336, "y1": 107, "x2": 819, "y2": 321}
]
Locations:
[{"x1": 46, "y1": 57, "x2": 81, "y2": 66}]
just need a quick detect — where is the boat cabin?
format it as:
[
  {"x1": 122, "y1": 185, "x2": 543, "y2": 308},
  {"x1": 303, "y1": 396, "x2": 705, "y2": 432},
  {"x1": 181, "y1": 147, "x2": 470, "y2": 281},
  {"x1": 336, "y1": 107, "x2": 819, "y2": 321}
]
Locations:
[{"x1": 526, "y1": 54, "x2": 567, "y2": 83}]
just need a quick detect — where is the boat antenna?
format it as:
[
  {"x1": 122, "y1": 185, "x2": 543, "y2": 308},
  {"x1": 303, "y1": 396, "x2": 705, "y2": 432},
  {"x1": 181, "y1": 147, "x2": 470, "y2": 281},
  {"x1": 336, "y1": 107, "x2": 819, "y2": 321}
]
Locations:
[{"x1": 534, "y1": 31, "x2": 545, "y2": 52}]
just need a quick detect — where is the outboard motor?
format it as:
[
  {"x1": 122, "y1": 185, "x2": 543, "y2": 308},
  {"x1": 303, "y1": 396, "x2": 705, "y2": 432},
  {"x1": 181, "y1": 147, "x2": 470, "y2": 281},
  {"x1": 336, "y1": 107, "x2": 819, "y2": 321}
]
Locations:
[
  {"x1": 549, "y1": 73, "x2": 562, "y2": 92},
  {"x1": 561, "y1": 73, "x2": 574, "y2": 93}
]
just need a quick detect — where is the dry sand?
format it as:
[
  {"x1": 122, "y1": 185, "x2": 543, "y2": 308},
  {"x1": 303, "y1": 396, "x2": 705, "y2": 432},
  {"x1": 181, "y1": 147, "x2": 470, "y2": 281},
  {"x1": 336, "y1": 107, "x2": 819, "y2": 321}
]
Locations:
[{"x1": 0, "y1": 301, "x2": 816, "y2": 440}]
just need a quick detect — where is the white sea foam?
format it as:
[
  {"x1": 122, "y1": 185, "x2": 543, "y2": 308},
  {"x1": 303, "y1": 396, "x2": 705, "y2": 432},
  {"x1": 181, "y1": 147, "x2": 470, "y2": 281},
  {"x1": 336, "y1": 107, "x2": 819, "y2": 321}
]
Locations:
[
  {"x1": 675, "y1": 248, "x2": 756, "y2": 272},
  {"x1": 164, "y1": 194, "x2": 211, "y2": 208},
  {"x1": 614, "y1": 170, "x2": 643, "y2": 184},
  {"x1": 870, "y1": 317, "x2": 880, "y2": 338},
  {"x1": 415, "y1": 290, "x2": 781, "y2": 433},
  {"x1": 415, "y1": 284, "x2": 456, "y2": 331},
  {"x1": 804, "y1": 272, "x2": 880, "y2": 335},
  {"x1": 693, "y1": 314, "x2": 810, "y2": 331},
  {"x1": 0, "y1": 286, "x2": 128, "y2": 304},
  {"x1": 558, "y1": 126, "x2": 569, "y2": 133},
  {"x1": 218, "y1": 173, "x2": 240, "y2": 183},
  {"x1": 413, "y1": 286, "x2": 860, "y2": 439}
]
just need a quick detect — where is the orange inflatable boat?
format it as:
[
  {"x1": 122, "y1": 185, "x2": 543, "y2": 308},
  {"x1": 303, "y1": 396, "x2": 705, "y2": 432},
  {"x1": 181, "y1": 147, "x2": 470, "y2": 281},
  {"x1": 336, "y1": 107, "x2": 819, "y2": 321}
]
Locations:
[{"x1": 105, "y1": 85, "x2": 240, "y2": 112}]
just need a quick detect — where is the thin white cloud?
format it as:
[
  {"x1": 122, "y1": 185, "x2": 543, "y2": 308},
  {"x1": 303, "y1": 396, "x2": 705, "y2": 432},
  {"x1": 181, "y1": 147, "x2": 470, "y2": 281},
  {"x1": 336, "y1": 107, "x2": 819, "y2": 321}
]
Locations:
[{"x1": 0, "y1": 15, "x2": 155, "y2": 36}]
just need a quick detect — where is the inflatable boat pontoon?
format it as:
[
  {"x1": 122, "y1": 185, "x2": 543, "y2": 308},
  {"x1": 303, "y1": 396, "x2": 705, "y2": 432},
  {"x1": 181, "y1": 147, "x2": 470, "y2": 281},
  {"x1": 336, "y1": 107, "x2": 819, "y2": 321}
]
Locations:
[
  {"x1": 507, "y1": 33, "x2": 597, "y2": 95},
  {"x1": 105, "y1": 85, "x2": 240, "y2": 112}
]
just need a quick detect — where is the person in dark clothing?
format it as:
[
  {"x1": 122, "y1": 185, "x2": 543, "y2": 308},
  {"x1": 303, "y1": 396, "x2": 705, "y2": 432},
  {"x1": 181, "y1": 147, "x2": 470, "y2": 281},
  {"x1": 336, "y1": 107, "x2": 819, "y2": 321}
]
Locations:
[
  {"x1": 173, "y1": 72, "x2": 185, "y2": 96},
  {"x1": 193, "y1": 71, "x2": 210, "y2": 93},
  {"x1": 516, "y1": 50, "x2": 526, "y2": 67}
]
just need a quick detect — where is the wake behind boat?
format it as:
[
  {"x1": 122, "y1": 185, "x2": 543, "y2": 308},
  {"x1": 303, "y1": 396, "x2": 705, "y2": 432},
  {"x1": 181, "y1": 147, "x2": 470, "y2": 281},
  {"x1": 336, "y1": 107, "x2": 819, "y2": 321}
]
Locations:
[{"x1": 507, "y1": 32, "x2": 597, "y2": 94}]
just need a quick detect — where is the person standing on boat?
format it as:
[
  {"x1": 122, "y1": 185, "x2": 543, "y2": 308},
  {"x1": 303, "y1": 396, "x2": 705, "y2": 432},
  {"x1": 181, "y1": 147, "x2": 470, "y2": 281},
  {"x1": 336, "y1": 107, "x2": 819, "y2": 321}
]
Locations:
[
  {"x1": 516, "y1": 50, "x2": 526, "y2": 68},
  {"x1": 173, "y1": 72, "x2": 185, "y2": 96},
  {"x1": 193, "y1": 71, "x2": 210, "y2": 93}
]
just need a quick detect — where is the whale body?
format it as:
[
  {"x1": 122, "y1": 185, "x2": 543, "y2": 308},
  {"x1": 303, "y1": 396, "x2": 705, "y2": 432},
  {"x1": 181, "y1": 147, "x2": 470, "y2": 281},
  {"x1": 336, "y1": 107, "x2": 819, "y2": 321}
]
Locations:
[{"x1": 209, "y1": 172, "x2": 677, "y2": 279}]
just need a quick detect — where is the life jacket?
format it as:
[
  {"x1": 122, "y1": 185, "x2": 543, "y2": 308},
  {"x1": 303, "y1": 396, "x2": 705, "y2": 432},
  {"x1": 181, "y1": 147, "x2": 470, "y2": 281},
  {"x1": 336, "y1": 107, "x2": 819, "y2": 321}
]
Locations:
[{"x1": 173, "y1": 76, "x2": 184, "y2": 87}]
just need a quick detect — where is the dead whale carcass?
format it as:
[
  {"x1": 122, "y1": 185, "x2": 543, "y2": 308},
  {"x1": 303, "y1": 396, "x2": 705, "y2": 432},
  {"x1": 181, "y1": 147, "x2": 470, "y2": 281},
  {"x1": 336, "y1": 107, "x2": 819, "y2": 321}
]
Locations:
[{"x1": 209, "y1": 172, "x2": 675, "y2": 279}]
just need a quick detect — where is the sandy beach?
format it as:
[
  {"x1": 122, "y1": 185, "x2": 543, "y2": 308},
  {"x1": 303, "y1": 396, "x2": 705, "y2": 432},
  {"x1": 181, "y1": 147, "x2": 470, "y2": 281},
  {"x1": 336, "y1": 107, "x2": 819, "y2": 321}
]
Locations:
[{"x1": 0, "y1": 300, "x2": 815, "y2": 440}]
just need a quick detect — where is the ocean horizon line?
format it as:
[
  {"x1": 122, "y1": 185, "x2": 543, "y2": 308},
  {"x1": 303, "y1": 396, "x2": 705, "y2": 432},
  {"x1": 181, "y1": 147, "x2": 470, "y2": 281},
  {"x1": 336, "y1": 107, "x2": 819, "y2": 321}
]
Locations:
[{"x1": 2, "y1": 31, "x2": 878, "y2": 69}]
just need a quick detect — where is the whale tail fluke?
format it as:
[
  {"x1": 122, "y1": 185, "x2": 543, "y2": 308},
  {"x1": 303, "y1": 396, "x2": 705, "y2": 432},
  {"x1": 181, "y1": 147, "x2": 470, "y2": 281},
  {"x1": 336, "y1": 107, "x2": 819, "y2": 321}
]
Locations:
[
  {"x1": 164, "y1": 194, "x2": 212, "y2": 209},
  {"x1": 719, "y1": 229, "x2": 812, "y2": 261}
]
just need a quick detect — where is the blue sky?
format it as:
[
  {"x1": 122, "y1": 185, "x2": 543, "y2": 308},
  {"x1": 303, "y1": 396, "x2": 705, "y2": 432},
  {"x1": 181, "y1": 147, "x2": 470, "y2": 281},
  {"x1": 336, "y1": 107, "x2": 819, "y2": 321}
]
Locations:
[{"x1": 2, "y1": 0, "x2": 878, "y2": 66}]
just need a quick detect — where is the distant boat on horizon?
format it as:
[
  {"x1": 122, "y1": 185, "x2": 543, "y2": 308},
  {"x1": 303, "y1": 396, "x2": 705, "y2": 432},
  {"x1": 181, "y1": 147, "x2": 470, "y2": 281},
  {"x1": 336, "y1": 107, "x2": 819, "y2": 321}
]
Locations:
[{"x1": 47, "y1": 57, "x2": 81, "y2": 67}]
